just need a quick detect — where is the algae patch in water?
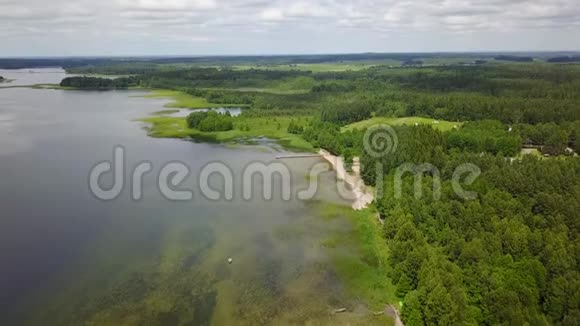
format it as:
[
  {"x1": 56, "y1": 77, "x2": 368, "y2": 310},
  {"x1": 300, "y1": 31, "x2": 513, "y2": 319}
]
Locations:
[{"x1": 23, "y1": 198, "x2": 393, "y2": 325}]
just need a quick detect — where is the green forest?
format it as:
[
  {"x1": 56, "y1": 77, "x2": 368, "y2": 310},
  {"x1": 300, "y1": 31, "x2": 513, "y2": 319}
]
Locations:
[
  {"x1": 186, "y1": 111, "x2": 234, "y2": 132},
  {"x1": 61, "y1": 59, "x2": 580, "y2": 325},
  {"x1": 365, "y1": 126, "x2": 579, "y2": 325},
  {"x1": 60, "y1": 76, "x2": 139, "y2": 89}
]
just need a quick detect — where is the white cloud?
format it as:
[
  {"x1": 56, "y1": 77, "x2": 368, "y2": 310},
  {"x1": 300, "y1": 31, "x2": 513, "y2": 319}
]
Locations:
[
  {"x1": 0, "y1": 0, "x2": 579, "y2": 55},
  {"x1": 118, "y1": 0, "x2": 217, "y2": 11},
  {"x1": 286, "y1": 2, "x2": 332, "y2": 18},
  {"x1": 259, "y1": 8, "x2": 284, "y2": 21},
  {"x1": 383, "y1": 8, "x2": 406, "y2": 23}
]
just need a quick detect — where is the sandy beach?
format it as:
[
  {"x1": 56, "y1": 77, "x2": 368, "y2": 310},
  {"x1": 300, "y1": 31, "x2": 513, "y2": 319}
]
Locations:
[{"x1": 318, "y1": 149, "x2": 374, "y2": 210}]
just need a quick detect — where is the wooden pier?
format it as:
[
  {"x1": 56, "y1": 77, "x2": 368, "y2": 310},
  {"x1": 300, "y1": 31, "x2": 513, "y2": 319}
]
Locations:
[{"x1": 275, "y1": 154, "x2": 322, "y2": 159}]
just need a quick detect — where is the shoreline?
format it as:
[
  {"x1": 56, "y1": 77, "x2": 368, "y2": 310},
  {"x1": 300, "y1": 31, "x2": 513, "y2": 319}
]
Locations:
[
  {"x1": 319, "y1": 149, "x2": 405, "y2": 325},
  {"x1": 318, "y1": 149, "x2": 374, "y2": 210}
]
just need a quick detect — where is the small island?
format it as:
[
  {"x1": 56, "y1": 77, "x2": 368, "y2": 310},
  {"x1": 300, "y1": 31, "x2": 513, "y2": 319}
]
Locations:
[
  {"x1": 0, "y1": 75, "x2": 12, "y2": 84},
  {"x1": 60, "y1": 76, "x2": 139, "y2": 89}
]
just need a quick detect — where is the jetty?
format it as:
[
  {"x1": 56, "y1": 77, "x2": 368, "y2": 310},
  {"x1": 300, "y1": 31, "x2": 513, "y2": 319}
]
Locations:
[{"x1": 275, "y1": 154, "x2": 322, "y2": 159}]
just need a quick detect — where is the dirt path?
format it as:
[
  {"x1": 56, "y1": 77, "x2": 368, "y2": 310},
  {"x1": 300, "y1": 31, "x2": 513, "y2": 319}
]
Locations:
[{"x1": 385, "y1": 305, "x2": 404, "y2": 326}]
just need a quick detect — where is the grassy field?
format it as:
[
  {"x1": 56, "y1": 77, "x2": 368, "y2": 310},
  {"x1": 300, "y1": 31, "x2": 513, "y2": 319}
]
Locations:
[
  {"x1": 143, "y1": 90, "x2": 248, "y2": 109},
  {"x1": 342, "y1": 116, "x2": 461, "y2": 132},
  {"x1": 515, "y1": 148, "x2": 570, "y2": 160},
  {"x1": 140, "y1": 114, "x2": 462, "y2": 151},
  {"x1": 519, "y1": 148, "x2": 542, "y2": 158},
  {"x1": 139, "y1": 115, "x2": 314, "y2": 151},
  {"x1": 197, "y1": 76, "x2": 315, "y2": 95}
]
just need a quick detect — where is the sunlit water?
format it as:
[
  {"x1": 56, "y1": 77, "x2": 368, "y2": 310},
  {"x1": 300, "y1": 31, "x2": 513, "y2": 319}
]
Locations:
[
  {"x1": 0, "y1": 70, "x2": 374, "y2": 325},
  {"x1": 0, "y1": 68, "x2": 71, "y2": 87}
]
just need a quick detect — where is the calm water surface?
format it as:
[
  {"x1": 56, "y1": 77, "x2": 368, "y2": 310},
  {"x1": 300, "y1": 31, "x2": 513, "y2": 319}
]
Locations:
[
  {"x1": 0, "y1": 68, "x2": 70, "y2": 87},
  {"x1": 0, "y1": 69, "x2": 373, "y2": 325}
]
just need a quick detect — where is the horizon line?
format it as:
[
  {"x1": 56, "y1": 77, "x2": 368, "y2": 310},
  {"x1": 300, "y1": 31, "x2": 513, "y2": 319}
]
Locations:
[{"x1": 2, "y1": 50, "x2": 580, "y2": 60}]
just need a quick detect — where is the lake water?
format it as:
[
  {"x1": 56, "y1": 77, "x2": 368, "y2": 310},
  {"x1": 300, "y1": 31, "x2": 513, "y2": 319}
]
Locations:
[
  {"x1": 0, "y1": 68, "x2": 70, "y2": 87},
  {"x1": 0, "y1": 69, "x2": 375, "y2": 325}
]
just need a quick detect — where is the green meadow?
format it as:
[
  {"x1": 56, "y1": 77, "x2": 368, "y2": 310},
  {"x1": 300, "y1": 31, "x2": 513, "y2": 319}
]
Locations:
[
  {"x1": 139, "y1": 114, "x2": 314, "y2": 152},
  {"x1": 140, "y1": 113, "x2": 464, "y2": 153},
  {"x1": 143, "y1": 90, "x2": 248, "y2": 109},
  {"x1": 342, "y1": 117, "x2": 461, "y2": 132}
]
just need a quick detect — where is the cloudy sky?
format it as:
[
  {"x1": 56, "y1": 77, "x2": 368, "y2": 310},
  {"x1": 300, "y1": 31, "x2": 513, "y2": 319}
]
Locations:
[{"x1": 1, "y1": 0, "x2": 579, "y2": 56}]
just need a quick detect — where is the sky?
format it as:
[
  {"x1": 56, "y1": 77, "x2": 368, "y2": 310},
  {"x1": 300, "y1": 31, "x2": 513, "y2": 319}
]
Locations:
[{"x1": 0, "y1": 0, "x2": 579, "y2": 56}]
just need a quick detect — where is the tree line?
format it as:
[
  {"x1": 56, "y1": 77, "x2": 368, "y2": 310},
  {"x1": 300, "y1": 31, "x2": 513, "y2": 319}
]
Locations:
[
  {"x1": 186, "y1": 111, "x2": 234, "y2": 132},
  {"x1": 61, "y1": 63, "x2": 580, "y2": 126},
  {"x1": 60, "y1": 76, "x2": 140, "y2": 89},
  {"x1": 368, "y1": 127, "x2": 579, "y2": 325},
  {"x1": 547, "y1": 56, "x2": 580, "y2": 63}
]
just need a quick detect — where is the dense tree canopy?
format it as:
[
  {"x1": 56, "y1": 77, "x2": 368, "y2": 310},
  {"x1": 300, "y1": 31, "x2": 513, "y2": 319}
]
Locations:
[
  {"x1": 62, "y1": 62, "x2": 580, "y2": 125},
  {"x1": 448, "y1": 120, "x2": 521, "y2": 156},
  {"x1": 375, "y1": 148, "x2": 580, "y2": 325},
  {"x1": 60, "y1": 76, "x2": 139, "y2": 89},
  {"x1": 186, "y1": 111, "x2": 233, "y2": 132},
  {"x1": 547, "y1": 56, "x2": 580, "y2": 63},
  {"x1": 494, "y1": 55, "x2": 534, "y2": 62}
]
